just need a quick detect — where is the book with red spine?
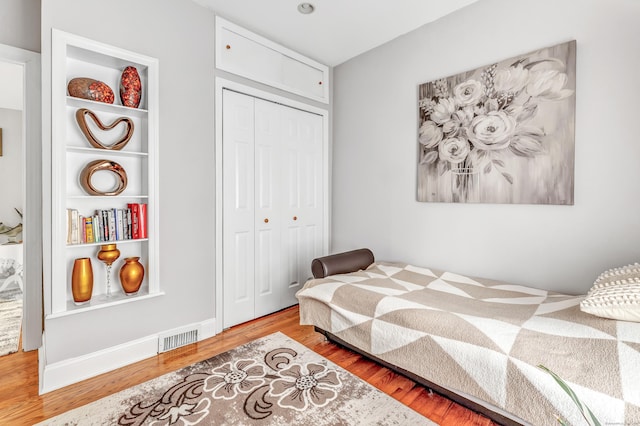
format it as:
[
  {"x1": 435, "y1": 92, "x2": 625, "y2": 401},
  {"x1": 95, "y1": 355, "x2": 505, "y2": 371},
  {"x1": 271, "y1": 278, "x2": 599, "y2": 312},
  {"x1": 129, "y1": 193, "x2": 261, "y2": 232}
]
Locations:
[
  {"x1": 128, "y1": 203, "x2": 140, "y2": 239},
  {"x1": 139, "y1": 203, "x2": 147, "y2": 239}
]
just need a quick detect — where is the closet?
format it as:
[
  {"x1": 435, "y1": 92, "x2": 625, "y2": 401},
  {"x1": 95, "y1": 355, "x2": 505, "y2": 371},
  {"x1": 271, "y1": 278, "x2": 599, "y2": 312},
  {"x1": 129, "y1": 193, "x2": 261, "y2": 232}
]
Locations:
[{"x1": 222, "y1": 89, "x2": 324, "y2": 328}]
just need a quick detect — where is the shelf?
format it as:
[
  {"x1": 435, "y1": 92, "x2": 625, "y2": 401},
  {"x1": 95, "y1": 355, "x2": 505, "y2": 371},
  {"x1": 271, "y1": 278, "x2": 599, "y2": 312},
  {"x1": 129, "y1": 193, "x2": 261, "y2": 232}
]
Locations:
[
  {"x1": 67, "y1": 238, "x2": 148, "y2": 248},
  {"x1": 66, "y1": 146, "x2": 148, "y2": 157},
  {"x1": 50, "y1": 29, "x2": 159, "y2": 316},
  {"x1": 67, "y1": 96, "x2": 148, "y2": 118},
  {"x1": 46, "y1": 290, "x2": 165, "y2": 319},
  {"x1": 67, "y1": 195, "x2": 149, "y2": 200}
]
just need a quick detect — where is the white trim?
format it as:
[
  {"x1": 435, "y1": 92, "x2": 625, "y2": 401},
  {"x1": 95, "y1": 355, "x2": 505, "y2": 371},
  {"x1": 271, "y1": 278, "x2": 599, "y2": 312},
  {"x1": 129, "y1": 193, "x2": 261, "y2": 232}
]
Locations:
[
  {"x1": 0, "y1": 44, "x2": 42, "y2": 352},
  {"x1": 214, "y1": 78, "x2": 330, "y2": 334},
  {"x1": 38, "y1": 333, "x2": 47, "y2": 394},
  {"x1": 200, "y1": 317, "x2": 217, "y2": 341},
  {"x1": 45, "y1": 291, "x2": 165, "y2": 319},
  {"x1": 215, "y1": 17, "x2": 329, "y2": 104},
  {"x1": 39, "y1": 317, "x2": 217, "y2": 394},
  {"x1": 40, "y1": 333, "x2": 157, "y2": 394}
]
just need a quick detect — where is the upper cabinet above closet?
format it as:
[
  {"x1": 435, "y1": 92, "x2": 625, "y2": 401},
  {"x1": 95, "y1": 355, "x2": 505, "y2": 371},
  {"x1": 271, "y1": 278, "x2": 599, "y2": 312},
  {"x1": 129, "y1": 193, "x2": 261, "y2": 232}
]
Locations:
[{"x1": 215, "y1": 17, "x2": 330, "y2": 104}]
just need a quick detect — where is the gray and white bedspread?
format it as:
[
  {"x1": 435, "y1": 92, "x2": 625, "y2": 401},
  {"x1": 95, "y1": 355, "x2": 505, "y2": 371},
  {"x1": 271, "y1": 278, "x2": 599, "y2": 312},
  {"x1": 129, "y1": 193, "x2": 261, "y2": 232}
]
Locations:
[{"x1": 296, "y1": 262, "x2": 640, "y2": 425}]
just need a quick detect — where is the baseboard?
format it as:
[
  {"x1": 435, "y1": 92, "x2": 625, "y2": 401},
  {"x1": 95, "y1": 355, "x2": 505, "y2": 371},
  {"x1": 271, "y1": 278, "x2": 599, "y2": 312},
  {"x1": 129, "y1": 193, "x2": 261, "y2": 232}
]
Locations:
[
  {"x1": 38, "y1": 333, "x2": 47, "y2": 395},
  {"x1": 200, "y1": 317, "x2": 217, "y2": 340},
  {"x1": 39, "y1": 317, "x2": 218, "y2": 394}
]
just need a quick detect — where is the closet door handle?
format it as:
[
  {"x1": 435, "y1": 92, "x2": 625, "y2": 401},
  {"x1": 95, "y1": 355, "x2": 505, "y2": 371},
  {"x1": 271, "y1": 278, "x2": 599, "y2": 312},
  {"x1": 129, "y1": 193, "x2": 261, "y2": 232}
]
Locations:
[{"x1": 264, "y1": 218, "x2": 269, "y2": 223}]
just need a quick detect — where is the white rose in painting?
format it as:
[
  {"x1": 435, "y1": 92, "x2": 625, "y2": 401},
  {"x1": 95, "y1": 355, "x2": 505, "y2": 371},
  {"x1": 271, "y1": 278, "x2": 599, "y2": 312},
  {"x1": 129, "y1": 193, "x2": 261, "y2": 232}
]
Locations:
[
  {"x1": 430, "y1": 97, "x2": 457, "y2": 124},
  {"x1": 443, "y1": 106, "x2": 474, "y2": 136},
  {"x1": 467, "y1": 111, "x2": 516, "y2": 150},
  {"x1": 526, "y1": 70, "x2": 573, "y2": 100},
  {"x1": 453, "y1": 80, "x2": 483, "y2": 107},
  {"x1": 494, "y1": 65, "x2": 529, "y2": 93},
  {"x1": 418, "y1": 121, "x2": 443, "y2": 148},
  {"x1": 438, "y1": 137, "x2": 470, "y2": 164}
]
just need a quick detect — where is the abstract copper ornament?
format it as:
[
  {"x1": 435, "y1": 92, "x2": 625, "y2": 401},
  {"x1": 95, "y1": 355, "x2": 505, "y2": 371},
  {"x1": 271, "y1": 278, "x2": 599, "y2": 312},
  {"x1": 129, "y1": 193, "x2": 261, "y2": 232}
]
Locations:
[
  {"x1": 79, "y1": 159, "x2": 128, "y2": 196},
  {"x1": 75, "y1": 108, "x2": 134, "y2": 150}
]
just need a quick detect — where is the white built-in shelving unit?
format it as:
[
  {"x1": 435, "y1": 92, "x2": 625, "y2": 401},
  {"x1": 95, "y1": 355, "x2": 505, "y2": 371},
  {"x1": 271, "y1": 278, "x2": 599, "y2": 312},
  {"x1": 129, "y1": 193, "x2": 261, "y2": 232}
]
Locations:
[{"x1": 48, "y1": 29, "x2": 160, "y2": 317}]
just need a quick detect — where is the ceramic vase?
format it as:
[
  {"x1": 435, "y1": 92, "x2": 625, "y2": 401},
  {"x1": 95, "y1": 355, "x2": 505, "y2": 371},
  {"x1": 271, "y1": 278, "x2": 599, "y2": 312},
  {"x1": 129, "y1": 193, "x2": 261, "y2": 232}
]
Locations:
[
  {"x1": 67, "y1": 77, "x2": 115, "y2": 104},
  {"x1": 119, "y1": 257, "x2": 144, "y2": 295},
  {"x1": 450, "y1": 167, "x2": 480, "y2": 203},
  {"x1": 97, "y1": 244, "x2": 120, "y2": 296},
  {"x1": 120, "y1": 66, "x2": 142, "y2": 108},
  {"x1": 71, "y1": 257, "x2": 93, "y2": 305}
]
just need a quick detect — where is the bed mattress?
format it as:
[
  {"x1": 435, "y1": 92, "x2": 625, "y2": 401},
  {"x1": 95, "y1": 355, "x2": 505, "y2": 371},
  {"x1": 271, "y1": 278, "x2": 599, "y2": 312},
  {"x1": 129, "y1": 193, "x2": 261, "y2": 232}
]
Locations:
[{"x1": 296, "y1": 262, "x2": 640, "y2": 425}]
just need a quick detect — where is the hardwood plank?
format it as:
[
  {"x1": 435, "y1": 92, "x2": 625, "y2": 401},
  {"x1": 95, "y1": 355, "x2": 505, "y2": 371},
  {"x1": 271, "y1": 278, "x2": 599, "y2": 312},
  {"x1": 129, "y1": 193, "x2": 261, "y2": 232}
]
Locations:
[{"x1": 0, "y1": 305, "x2": 497, "y2": 425}]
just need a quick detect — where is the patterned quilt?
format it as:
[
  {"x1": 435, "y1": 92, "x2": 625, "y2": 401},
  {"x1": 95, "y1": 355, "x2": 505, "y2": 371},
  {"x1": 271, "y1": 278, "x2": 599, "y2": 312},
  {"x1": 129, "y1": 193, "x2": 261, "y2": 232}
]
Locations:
[{"x1": 296, "y1": 262, "x2": 640, "y2": 425}]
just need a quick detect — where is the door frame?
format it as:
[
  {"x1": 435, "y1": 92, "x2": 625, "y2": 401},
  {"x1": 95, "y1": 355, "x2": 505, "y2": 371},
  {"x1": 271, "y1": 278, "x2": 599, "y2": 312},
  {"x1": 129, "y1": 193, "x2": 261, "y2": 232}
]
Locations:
[
  {"x1": 0, "y1": 43, "x2": 42, "y2": 350},
  {"x1": 214, "y1": 78, "x2": 330, "y2": 333}
]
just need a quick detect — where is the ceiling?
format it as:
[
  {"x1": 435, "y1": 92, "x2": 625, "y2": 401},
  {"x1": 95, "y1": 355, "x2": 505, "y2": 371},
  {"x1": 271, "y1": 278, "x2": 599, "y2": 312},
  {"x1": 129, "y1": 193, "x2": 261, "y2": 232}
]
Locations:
[{"x1": 194, "y1": 0, "x2": 479, "y2": 66}]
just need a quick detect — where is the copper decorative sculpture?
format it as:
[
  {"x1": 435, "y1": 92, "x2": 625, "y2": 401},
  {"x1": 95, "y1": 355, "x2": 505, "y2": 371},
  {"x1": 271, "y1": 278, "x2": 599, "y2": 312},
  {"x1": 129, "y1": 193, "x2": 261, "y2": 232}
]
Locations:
[
  {"x1": 79, "y1": 159, "x2": 128, "y2": 196},
  {"x1": 75, "y1": 108, "x2": 134, "y2": 150},
  {"x1": 68, "y1": 77, "x2": 115, "y2": 104}
]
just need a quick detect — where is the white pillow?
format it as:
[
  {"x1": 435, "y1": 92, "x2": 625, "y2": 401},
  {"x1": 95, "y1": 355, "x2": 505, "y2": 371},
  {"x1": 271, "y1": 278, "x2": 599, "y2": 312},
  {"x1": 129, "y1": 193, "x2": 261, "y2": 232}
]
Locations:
[{"x1": 580, "y1": 263, "x2": 640, "y2": 322}]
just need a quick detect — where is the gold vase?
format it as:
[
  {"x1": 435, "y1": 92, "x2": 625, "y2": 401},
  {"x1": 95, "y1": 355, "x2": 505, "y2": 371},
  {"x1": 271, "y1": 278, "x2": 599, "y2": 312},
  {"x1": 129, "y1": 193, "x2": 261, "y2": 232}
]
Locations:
[
  {"x1": 97, "y1": 244, "x2": 120, "y2": 296},
  {"x1": 71, "y1": 257, "x2": 93, "y2": 305},
  {"x1": 119, "y1": 257, "x2": 144, "y2": 295}
]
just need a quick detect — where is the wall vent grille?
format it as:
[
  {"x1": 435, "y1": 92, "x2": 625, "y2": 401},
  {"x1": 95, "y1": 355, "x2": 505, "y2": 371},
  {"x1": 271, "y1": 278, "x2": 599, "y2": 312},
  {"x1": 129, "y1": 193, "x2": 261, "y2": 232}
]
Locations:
[{"x1": 158, "y1": 328, "x2": 198, "y2": 353}]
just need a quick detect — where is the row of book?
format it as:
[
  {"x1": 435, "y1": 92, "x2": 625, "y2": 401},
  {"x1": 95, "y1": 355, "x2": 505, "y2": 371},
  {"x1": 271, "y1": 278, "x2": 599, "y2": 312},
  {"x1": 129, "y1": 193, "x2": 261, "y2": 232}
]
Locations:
[{"x1": 67, "y1": 203, "x2": 147, "y2": 245}]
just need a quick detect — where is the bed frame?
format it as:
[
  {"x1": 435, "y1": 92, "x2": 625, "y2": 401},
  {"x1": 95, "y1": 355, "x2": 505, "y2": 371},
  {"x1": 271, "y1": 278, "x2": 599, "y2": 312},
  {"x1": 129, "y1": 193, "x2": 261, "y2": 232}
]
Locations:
[{"x1": 315, "y1": 327, "x2": 524, "y2": 426}]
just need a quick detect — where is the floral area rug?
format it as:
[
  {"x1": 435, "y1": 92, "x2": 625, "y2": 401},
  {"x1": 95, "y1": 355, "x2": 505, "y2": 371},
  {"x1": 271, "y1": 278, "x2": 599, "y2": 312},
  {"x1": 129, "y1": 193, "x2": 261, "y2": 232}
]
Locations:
[
  {"x1": 38, "y1": 332, "x2": 435, "y2": 425},
  {"x1": 0, "y1": 284, "x2": 22, "y2": 357}
]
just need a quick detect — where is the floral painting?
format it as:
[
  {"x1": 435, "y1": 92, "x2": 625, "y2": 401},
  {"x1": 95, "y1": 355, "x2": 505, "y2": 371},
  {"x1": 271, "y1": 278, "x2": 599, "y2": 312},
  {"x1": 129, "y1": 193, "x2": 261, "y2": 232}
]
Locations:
[{"x1": 417, "y1": 40, "x2": 576, "y2": 204}]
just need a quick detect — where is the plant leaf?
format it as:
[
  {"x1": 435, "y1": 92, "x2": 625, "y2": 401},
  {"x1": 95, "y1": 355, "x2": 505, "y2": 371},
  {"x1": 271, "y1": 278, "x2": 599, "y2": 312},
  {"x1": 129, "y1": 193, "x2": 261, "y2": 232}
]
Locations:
[
  {"x1": 538, "y1": 365, "x2": 602, "y2": 426},
  {"x1": 421, "y1": 150, "x2": 439, "y2": 165},
  {"x1": 492, "y1": 159, "x2": 505, "y2": 168},
  {"x1": 502, "y1": 173, "x2": 514, "y2": 184}
]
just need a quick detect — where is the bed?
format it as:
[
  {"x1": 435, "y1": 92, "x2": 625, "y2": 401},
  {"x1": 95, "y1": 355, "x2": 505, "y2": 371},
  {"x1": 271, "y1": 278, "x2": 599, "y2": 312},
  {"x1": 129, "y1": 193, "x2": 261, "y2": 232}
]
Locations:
[{"x1": 296, "y1": 249, "x2": 640, "y2": 426}]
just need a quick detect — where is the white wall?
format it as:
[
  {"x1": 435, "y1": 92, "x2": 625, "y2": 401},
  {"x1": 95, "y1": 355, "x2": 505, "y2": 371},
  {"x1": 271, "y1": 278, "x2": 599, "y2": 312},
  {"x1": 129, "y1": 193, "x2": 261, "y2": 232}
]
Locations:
[
  {"x1": 0, "y1": 108, "x2": 23, "y2": 231},
  {"x1": 332, "y1": 0, "x2": 640, "y2": 294},
  {"x1": 41, "y1": 0, "x2": 217, "y2": 364},
  {"x1": 0, "y1": 0, "x2": 40, "y2": 53}
]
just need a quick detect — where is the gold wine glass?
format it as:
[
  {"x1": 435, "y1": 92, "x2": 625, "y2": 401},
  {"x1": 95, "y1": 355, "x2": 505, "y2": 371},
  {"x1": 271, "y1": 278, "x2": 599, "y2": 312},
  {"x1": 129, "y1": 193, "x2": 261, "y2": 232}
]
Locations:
[{"x1": 97, "y1": 244, "x2": 120, "y2": 297}]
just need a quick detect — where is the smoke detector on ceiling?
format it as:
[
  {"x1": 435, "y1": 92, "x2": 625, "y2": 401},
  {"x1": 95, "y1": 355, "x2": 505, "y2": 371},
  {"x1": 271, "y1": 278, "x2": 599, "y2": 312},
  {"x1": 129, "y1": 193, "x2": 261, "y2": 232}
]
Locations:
[{"x1": 297, "y1": 3, "x2": 315, "y2": 14}]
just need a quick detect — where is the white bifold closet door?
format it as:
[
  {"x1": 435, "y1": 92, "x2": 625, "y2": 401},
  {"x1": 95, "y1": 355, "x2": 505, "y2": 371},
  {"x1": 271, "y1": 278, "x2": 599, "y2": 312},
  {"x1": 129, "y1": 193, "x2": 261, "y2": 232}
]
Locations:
[{"x1": 223, "y1": 89, "x2": 323, "y2": 329}]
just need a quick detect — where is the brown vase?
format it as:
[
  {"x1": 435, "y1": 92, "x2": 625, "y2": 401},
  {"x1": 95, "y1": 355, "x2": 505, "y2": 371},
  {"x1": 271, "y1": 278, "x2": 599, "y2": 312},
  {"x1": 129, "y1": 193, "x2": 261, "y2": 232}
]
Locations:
[
  {"x1": 71, "y1": 258, "x2": 93, "y2": 305},
  {"x1": 119, "y1": 257, "x2": 144, "y2": 295}
]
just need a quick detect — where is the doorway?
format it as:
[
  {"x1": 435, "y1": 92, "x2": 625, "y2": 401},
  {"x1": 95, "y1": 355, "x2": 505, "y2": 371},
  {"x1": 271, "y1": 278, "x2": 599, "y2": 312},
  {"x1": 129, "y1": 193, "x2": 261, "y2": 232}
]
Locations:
[
  {"x1": 214, "y1": 78, "x2": 330, "y2": 333},
  {"x1": 0, "y1": 43, "x2": 42, "y2": 355}
]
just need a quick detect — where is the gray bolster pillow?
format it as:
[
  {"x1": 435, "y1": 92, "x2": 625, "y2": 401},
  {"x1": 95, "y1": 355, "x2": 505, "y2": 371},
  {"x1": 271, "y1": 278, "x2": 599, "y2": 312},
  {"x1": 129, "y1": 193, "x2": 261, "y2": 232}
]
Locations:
[{"x1": 311, "y1": 248, "x2": 375, "y2": 279}]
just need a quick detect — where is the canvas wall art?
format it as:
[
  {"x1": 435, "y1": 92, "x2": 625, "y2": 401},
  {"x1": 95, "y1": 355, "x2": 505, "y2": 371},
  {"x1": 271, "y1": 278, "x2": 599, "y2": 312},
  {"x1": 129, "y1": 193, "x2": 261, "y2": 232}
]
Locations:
[{"x1": 417, "y1": 40, "x2": 576, "y2": 204}]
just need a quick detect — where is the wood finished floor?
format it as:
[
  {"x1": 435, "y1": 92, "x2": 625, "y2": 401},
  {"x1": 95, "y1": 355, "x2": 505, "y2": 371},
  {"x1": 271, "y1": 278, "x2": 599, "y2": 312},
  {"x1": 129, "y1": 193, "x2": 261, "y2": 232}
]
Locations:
[{"x1": 0, "y1": 305, "x2": 497, "y2": 425}]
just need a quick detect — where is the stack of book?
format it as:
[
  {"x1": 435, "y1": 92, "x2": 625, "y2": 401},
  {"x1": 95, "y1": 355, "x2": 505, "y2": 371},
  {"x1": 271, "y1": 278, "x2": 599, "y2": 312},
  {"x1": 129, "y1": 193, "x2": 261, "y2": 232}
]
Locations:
[{"x1": 67, "y1": 203, "x2": 147, "y2": 245}]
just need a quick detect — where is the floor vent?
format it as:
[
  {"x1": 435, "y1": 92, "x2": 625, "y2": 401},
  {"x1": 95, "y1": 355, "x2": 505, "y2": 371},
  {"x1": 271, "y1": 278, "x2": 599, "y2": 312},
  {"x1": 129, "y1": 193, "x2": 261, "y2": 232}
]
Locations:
[{"x1": 158, "y1": 328, "x2": 199, "y2": 353}]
